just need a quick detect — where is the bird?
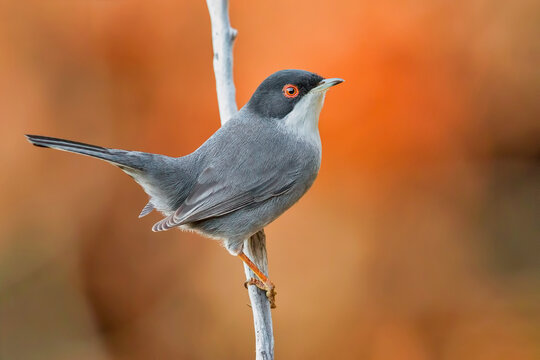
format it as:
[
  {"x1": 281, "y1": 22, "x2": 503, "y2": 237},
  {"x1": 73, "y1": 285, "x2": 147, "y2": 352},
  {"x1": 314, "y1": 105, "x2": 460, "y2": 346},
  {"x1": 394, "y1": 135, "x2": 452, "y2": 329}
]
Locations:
[{"x1": 26, "y1": 69, "x2": 343, "y2": 308}]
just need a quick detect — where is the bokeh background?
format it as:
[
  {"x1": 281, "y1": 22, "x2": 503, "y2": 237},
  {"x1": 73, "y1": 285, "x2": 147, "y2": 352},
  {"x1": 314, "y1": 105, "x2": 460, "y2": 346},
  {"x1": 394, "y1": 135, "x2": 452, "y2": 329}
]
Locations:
[{"x1": 1, "y1": 0, "x2": 538, "y2": 359}]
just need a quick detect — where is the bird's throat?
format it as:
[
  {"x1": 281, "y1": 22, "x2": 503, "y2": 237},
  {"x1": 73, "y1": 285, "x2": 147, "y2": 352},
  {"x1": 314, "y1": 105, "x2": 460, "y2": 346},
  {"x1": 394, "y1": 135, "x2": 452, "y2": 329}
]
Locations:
[{"x1": 281, "y1": 92, "x2": 325, "y2": 146}]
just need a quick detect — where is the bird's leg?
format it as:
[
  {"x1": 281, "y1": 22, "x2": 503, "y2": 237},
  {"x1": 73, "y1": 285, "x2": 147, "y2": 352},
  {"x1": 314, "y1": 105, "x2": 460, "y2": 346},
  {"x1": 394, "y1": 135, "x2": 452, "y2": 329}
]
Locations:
[{"x1": 239, "y1": 252, "x2": 277, "y2": 309}]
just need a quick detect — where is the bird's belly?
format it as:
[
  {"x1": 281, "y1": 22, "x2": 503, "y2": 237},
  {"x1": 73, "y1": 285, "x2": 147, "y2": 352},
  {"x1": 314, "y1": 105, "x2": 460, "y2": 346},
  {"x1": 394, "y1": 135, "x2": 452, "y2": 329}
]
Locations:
[{"x1": 188, "y1": 173, "x2": 316, "y2": 242}]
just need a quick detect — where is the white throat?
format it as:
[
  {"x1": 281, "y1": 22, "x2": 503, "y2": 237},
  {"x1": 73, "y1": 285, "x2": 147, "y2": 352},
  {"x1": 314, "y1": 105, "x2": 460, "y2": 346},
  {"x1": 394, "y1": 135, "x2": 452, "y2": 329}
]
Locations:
[{"x1": 281, "y1": 91, "x2": 326, "y2": 146}]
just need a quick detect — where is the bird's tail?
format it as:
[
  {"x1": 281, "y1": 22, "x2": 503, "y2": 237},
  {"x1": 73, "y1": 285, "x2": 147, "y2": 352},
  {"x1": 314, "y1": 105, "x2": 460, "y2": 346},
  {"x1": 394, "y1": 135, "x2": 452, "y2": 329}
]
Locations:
[{"x1": 25, "y1": 134, "x2": 145, "y2": 171}]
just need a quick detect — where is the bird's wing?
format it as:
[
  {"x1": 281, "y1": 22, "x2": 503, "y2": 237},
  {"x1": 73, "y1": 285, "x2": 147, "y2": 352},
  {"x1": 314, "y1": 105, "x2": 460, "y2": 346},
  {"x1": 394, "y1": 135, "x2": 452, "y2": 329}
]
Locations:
[{"x1": 152, "y1": 162, "x2": 300, "y2": 232}]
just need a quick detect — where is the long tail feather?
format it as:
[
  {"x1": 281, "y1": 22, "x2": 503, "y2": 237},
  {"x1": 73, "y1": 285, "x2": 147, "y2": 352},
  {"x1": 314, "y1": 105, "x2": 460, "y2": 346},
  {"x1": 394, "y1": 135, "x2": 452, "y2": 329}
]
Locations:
[{"x1": 25, "y1": 134, "x2": 144, "y2": 171}]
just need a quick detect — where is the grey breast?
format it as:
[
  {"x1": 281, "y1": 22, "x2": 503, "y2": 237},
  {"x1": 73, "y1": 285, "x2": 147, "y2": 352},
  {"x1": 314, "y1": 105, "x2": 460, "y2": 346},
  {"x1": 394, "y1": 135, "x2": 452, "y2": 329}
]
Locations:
[{"x1": 180, "y1": 111, "x2": 321, "y2": 241}]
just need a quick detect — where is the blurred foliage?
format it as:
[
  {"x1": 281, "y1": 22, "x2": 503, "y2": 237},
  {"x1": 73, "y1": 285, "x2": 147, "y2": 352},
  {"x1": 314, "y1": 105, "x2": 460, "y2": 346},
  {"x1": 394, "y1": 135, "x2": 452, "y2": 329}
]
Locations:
[{"x1": 0, "y1": 0, "x2": 538, "y2": 359}]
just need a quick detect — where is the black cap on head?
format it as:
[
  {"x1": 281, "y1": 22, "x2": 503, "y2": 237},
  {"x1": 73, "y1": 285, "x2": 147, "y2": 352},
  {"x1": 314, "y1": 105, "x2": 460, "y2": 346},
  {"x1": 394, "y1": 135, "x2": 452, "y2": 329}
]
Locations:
[{"x1": 246, "y1": 69, "x2": 324, "y2": 119}]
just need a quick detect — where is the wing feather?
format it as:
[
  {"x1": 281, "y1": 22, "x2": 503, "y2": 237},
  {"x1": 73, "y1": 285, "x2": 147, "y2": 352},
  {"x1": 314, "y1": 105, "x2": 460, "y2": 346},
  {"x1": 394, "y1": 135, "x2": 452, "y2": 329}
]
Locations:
[
  {"x1": 152, "y1": 165, "x2": 299, "y2": 232},
  {"x1": 138, "y1": 201, "x2": 155, "y2": 218}
]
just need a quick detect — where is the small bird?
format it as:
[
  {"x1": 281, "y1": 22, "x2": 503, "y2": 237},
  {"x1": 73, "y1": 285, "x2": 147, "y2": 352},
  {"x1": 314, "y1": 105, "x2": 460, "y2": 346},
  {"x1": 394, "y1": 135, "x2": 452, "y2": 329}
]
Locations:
[{"x1": 26, "y1": 69, "x2": 343, "y2": 308}]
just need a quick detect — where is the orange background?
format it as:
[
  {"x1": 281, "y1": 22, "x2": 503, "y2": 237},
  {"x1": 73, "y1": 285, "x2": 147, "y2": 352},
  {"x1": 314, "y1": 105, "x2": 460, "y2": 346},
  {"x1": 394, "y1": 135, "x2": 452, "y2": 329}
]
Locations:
[{"x1": 1, "y1": 0, "x2": 538, "y2": 359}]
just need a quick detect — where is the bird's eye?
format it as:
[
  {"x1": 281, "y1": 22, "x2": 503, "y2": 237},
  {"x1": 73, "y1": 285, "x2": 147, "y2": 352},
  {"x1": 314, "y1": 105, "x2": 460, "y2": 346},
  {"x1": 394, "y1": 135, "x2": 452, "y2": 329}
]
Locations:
[{"x1": 282, "y1": 84, "x2": 299, "y2": 98}]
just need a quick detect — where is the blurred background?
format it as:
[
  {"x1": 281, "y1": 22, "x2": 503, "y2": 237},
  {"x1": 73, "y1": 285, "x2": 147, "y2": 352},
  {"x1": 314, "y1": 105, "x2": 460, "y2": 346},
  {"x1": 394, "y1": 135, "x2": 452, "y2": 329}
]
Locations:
[{"x1": 0, "y1": 0, "x2": 538, "y2": 359}]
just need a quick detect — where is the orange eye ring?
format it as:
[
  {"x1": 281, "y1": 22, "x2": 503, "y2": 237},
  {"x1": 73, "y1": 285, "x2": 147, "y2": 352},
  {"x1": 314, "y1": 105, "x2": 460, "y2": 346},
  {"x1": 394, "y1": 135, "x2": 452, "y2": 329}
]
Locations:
[{"x1": 282, "y1": 84, "x2": 299, "y2": 98}]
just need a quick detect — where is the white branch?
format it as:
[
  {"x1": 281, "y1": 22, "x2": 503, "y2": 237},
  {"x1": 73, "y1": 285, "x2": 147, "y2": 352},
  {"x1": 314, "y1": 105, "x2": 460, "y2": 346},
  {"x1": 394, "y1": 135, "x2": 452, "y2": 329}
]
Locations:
[
  {"x1": 206, "y1": 0, "x2": 238, "y2": 124},
  {"x1": 243, "y1": 231, "x2": 274, "y2": 359},
  {"x1": 205, "y1": 1, "x2": 274, "y2": 359}
]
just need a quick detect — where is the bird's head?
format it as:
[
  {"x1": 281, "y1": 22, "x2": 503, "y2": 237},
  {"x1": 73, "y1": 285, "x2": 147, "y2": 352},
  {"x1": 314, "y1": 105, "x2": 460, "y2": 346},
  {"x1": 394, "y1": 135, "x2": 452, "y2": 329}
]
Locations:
[{"x1": 245, "y1": 70, "x2": 344, "y2": 130}]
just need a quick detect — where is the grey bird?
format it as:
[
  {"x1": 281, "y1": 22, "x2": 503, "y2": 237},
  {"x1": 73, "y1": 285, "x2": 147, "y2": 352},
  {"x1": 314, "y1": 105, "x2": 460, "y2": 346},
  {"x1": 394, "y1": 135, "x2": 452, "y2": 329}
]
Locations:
[{"x1": 26, "y1": 69, "x2": 343, "y2": 307}]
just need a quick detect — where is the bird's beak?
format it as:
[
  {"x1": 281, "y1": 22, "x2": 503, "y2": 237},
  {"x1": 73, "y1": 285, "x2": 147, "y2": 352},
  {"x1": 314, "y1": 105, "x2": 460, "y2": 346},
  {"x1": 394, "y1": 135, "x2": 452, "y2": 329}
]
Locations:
[{"x1": 312, "y1": 78, "x2": 345, "y2": 93}]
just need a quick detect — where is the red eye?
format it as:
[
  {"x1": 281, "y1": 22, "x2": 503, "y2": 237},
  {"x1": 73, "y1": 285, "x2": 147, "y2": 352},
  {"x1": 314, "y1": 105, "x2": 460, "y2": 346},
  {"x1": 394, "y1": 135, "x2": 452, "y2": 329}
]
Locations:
[{"x1": 282, "y1": 84, "x2": 299, "y2": 98}]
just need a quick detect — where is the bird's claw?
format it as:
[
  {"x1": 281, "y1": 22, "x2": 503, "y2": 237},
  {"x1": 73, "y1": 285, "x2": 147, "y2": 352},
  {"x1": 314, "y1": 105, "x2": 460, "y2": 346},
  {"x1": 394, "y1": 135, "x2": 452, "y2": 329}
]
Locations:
[{"x1": 244, "y1": 278, "x2": 277, "y2": 309}]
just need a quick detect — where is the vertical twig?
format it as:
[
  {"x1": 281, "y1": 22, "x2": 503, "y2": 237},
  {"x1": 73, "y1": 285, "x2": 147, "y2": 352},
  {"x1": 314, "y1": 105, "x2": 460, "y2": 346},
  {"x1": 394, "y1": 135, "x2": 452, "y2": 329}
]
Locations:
[
  {"x1": 205, "y1": 1, "x2": 275, "y2": 359},
  {"x1": 206, "y1": 0, "x2": 238, "y2": 124},
  {"x1": 243, "y1": 230, "x2": 274, "y2": 359}
]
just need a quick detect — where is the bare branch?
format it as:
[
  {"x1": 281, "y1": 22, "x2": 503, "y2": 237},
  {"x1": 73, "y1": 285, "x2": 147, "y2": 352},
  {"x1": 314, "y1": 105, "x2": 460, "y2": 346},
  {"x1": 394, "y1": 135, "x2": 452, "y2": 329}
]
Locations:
[
  {"x1": 243, "y1": 231, "x2": 274, "y2": 359},
  {"x1": 206, "y1": 0, "x2": 238, "y2": 124},
  {"x1": 205, "y1": 1, "x2": 274, "y2": 359}
]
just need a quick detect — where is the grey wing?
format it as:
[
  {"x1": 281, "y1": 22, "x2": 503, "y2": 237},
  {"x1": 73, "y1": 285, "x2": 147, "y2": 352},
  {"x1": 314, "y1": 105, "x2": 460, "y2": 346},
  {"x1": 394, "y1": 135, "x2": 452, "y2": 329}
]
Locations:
[{"x1": 151, "y1": 164, "x2": 300, "y2": 232}]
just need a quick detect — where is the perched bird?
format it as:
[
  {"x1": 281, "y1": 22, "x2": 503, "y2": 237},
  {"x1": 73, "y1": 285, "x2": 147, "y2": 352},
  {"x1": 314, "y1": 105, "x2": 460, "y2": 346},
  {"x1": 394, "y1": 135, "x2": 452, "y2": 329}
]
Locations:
[{"x1": 26, "y1": 69, "x2": 343, "y2": 308}]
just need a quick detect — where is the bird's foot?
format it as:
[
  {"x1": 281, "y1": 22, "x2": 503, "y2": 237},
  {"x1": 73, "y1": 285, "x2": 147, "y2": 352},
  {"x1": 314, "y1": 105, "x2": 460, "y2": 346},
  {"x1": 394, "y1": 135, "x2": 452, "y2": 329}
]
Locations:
[{"x1": 244, "y1": 278, "x2": 277, "y2": 309}]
